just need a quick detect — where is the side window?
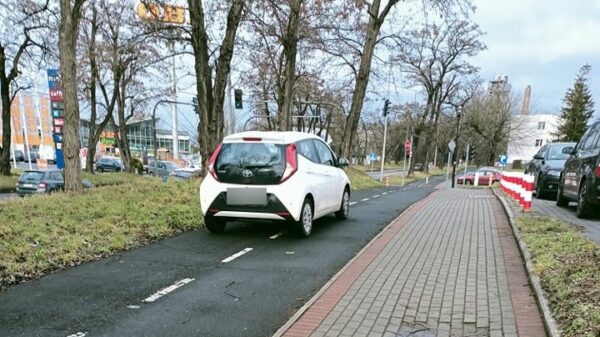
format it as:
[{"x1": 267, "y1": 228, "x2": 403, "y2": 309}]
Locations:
[
  {"x1": 50, "y1": 172, "x2": 63, "y2": 181},
  {"x1": 314, "y1": 140, "x2": 335, "y2": 166},
  {"x1": 582, "y1": 128, "x2": 599, "y2": 150},
  {"x1": 536, "y1": 145, "x2": 547, "y2": 158},
  {"x1": 296, "y1": 140, "x2": 319, "y2": 163}
]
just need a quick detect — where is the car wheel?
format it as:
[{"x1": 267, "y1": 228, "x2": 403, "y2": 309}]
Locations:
[
  {"x1": 576, "y1": 183, "x2": 592, "y2": 218},
  {"x1": 295, "y1": 198, "x2": 313, "y2": 238},
  {"x1": 98, "y1": 167, "x2": 104, "y2": 173},
  {"x1": 205, "y1": 216, "x2": 226, "y2": 233},
  {"x1": 466, "y1": 179, "x2": 472, "y2": 185},
  {"x1": 335, "y1": 188, "x2": 350, "y2": 220},
  {"x1": 535, "y1": 177, "x2": 546, "y2": 199},
  {"x1": 556, "y1": 181, "x2": 569, "y2": 207}
]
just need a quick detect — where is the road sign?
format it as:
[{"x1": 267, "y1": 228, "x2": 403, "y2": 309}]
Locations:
[
  {"x1": 368, "y1": 152, "x2": 377, "y2": 161},
  {"x1": 500, "y1": 154, "x2": 508, "y2": 166},
  {"x1": 448, "y1": 140, "x2": 456, "y2": 153},
  {"x1": 405, "y1": 140, "x2": 411, "y2": 154}
]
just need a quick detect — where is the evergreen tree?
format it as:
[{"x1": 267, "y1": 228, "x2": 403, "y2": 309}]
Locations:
[{"x1": 554, "y1": 64, "x2": 595, "y2": 141}]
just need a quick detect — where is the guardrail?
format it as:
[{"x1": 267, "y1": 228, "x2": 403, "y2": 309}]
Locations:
[{"x1": 500, "y1": 171, "x2": 534, "y2": 211}]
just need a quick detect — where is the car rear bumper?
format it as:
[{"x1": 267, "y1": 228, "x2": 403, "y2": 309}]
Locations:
[
  {"x1": 205, "y1": 192, "x2": 293, "y2": 221},
  {"x1": 16, "y1": 188, "x2": 45, "y2": 196}
]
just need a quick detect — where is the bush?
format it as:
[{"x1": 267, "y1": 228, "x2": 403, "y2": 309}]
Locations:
[{"x1": 131, "y1": 158, "x2": 144, "y2": 174}]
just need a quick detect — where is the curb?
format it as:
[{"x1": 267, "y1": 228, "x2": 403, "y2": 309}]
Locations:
[
  {"x1": 492, "y1": 188, "x2": 561, "y2": 337},
  {"x1": 271, "y1": 190, "x2": 440, "y2": 337}
]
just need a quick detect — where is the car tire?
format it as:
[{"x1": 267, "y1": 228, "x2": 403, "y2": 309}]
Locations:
[
  {"x1": 466, "y1": 179, "x2": 472, "y2": 185},
  {"x1": 295, "y1": 198, "x2": 314, "y2": 238},
  {"x1": 576, "y1": 183, "x2": 592, "y2": 219},
  {"x1": 556, "y1": 180, "x2": 569, "y2": 207},
  {"x1": 205, "y1": 216, "x2": 226, "y2": 233},
  {"x1": 335, "y1": 188, "x2": 350, "y2": 220},
  {"x1": 98, "y1": 167, "x2": 104, "y2": 173},
  {"x1": 535, "y1": 177, "x2": 546, "y2": 199}
]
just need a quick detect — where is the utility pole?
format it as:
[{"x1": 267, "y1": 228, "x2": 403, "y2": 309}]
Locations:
[
  {"x1": 19, "y1": 92, "x2": 32, "y2": 170},
  {"x1": 464, "y1": 143, "x2": 470, "y2": 185},
  {"x1": 402, "y1": 124, "x2": 409, "y2": 186},
  {"x1": 451, "y1": 105, "x2": 462, "y2": 188},
  {"x1": 380, "y1": 99, "x2": 390, "y2": 182},
  {"x1": 170, "y1": 42, "x2": 179, "y2": 160}
]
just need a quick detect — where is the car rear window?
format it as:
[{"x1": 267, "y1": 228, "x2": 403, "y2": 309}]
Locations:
[
  {"x1": 216, "y1": 142, "x2": 285, "y2": 184},
  {"x1": 20, "y1": 171, "x2": 44, "y2": 180}
]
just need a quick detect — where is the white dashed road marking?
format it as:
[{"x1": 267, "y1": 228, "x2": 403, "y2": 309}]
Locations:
[
  {"x1": 142, "y1": 278, "x2": 195, "y2": 303},
  {"x1": 360, "y1": 198, "x2": 369, "y2": 202},
  {"x1": 349, "y1": 201, "x2": 357, "y2": 206},
  {"x1": 269, "y1": 232, "x2": 285, "y2": 239},
  {"x1": 221, "y1": 248, "x2": 254, "y2": 263},
  {"x1": 373, "y1": 195, "x2": 380, "y2": 198},
  {"x1": 382, "y1": 192, "x2": 388, "y2": 195},
  {"x1": 67, "y1": 332, "x2": 86, "y2": 337}
]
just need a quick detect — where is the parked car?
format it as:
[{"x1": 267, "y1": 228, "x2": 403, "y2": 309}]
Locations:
[
  {"x1": 170, "y1": 167, "x2": 202, "y2": 181},
  {"x1": 525, "y1": 142, "x2": 575, "y2": 199},
  {"x1": 16, "y1": 170, "x2": 94, "y2": 196},
  {"x1": 12, "y1": 150, "x2": 25, "y2": 162},
  {"x1": 28, "y1": 151, "x2": 38, "y2": 163},
  {"x1": 199, "y1": 131, "x2": 351, "y2": 237},
  {"x1": 414, "y1": 163, "x2": 424, "y2": 172},
  {"x1": 148, "y1": 161, "x2": 179, "y2": 177},
  {"x1": 457, "y1": 167, "x2": 501, "y2": 185},
  {"x1": 556, "y1": 122, "x2": 600, "y2": 218},
  {"x1": 96, "y1": 157, "x2": 124, "y2": 172}
]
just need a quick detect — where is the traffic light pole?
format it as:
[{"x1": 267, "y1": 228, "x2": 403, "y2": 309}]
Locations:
[
  {"x1": 451, "y1": 107, "x2": 462, "y2": 188},
  {"x1": 380, "y1": 112, "x2": 388, "y2": 182},
  {"x1": 464, "y1": 143, "x2": 470, "y2": 186}
]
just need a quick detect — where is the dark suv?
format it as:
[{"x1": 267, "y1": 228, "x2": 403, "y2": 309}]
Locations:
[
  {"x1": 526, "y1": 142, "x2": 575, "y2": 199},
  {"x1": 556, "y1": 122, "x2": 600, "y2": 218},
  {"x1": 96, "y1": 157, "x2": 124, "y2": 172}
]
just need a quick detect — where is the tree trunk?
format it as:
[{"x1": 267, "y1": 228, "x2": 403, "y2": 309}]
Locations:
[
  {"x1": 116, "y1": 81, "x2": 133, "y2": 172},
  {"x1": 59, "y1": 0, "x2": 85, "y2": 192},
  {"x1": 85, "y1": 3, "x2": 98, "y2": 173},
  {"x1": 279, "y1": 0, "x2": 302, "y2": 131},
  {"x1": 340, "y1": 0, "x2": 383, "y2": 159},
  {"x1": 0, "y1": 48, "x2": 11, "y2": 176}
]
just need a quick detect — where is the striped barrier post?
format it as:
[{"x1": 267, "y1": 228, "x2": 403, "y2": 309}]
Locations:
[{"x1": 523, "y1": 174, "x2": 534, "y2": 211}]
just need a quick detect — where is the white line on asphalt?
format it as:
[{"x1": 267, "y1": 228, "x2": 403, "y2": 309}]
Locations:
[
  {"x1": 349, "y1": 201, "x2": 357, "y2": 206},
  {"x1": 221, "y1": 248, "x2": 253, "y2": 263},
  {"x1": 360, "y1": 198, "x2": 369, "y2": 202},
  {"x1": 269, "y1": 232, "x2": 285, "y2": 239},
  {"x1": 127, "y1": 305, "x2": 141, "y2": 309},
  {"x1": 142, "y1": 278, "x2": 195, "y2": 303},
  {"x1": 382, "y1": 192, "x2": 388, "y2": 195},
  {"x1": 66, "y1": 332, "x2": 86, "y2": 337},
  {"x1": 373, "y1": 195, "x2": 380, "y2": 198}
]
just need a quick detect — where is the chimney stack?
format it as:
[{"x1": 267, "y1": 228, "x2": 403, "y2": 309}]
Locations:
[{"x1": 522, "y1": 85, "x2": 531, "y2": 115}]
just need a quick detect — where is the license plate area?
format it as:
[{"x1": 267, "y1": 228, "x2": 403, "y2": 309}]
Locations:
[
  {"x1": 226, "y1": 188, "x2": 267, "y2": 206},
  {"x1": 22, "y1": 183, "x2": 35, "y2": 188}
]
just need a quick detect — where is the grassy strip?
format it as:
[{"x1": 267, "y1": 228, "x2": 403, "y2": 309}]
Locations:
[
  {"x1": 353, "y1": 162, "x2": 404, "y2": 172},
  {"x1": 81, "y1": 172, "x2": 145, "y2": 187},
  {"x1": 346, "y1": 167, "x2": 383, "y2": 190},
  {"x1": 0, "y1": 175, "x2": 16, "y2": 193},
  {"x1": 516, "y1": 216, "x2": 600, "y2": 337},
  {"x1": 0, "y1": 179, "x2": 202, "y2": 289},
  {"x1": 386, "y1": 168, "x2": 446, "y2": 186}
]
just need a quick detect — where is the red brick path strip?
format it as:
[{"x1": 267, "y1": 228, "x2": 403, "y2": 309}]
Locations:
[
  {"x1": 277, "y1": 191, "x2": 439, "y2": 337},
  {"x1": 494, "y1": 201, "x2": 547, "y2": 337}
]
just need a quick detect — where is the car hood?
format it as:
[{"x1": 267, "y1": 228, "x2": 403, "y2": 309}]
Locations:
[{"x1": 545, "y1": 159, "x2": 566, "y2": 170}]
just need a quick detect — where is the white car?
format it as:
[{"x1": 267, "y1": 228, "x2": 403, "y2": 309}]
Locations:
[{"x1": 199, "y1": 131, "x2": 351, "y2": 237}]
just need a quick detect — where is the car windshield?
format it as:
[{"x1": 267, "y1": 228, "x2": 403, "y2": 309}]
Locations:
[
  {"x1": 547, "y1": 145, "x2": 572, "y2": 160},
  {"x1": 20, "y1": 171, "x2": 44, "y2": 180}
]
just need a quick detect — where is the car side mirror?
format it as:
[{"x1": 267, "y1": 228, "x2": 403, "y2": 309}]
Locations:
[
  {"x1": 338, "y1": 158, "x2": 349, "y2": 168},
  {"x1": 533, "y1": 154, "x2": 543, "y2": 160},
  {"x1": 562, "y1": 146, "x2": 575, "y2": 155}
]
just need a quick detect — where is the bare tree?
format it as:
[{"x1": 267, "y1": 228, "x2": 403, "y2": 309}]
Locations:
[
  {"x1": 0, "y1": 0, "x2": 49, "y2": 176},
  {"x1": 59, "y1": 0, "x2": 87, "y2": 191},
  {"x1": 184, "y1": 0, "x2": 246, "y2": 173}
]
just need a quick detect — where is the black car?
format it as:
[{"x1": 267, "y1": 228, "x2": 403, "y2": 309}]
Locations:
[
  {"x1": 16, "y1": 170, "x2": 95, "y2": 196},
  {"x1": 11, "y1": 150, "x2": 25, "y2": 162},
  {"x1": 96, "y1": 157, "x2": 124, "y2": 172},
  {"x1": 525, "y1": 142, "x2": 575, "y2": 199},
  {"x1": 556, "y1": 122, "x2": 600, "y2": 218}
]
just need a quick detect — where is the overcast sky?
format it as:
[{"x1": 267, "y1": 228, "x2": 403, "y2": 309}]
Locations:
[{"x1": 472, "y1": 0, "x2": 600, "y2": 115}]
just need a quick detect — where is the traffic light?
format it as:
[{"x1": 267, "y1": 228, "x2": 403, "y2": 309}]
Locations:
[
  {"x1": 192, "y1": 96, "x2": 198, "y2": 114},
  {"x1": 383, "y1": 99, "x2": 390, "y2": 117},
  {"x1": 234, "y1": 89, "x2": 243, "y2": 109},
  {"x1": 469, "y1": 145, "x2": 476, "y2": 160}
]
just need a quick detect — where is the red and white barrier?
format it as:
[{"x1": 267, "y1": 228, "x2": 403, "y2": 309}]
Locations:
[{"x1": 500, "y1": 171, "x2": 534, "y2": 211}]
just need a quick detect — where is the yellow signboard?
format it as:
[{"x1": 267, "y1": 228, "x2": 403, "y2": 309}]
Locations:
[{"x1": 136, "y1": 1, "x2": 187, "y2": 25}]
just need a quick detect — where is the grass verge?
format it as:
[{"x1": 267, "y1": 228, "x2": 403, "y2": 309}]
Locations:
[
  {"x1": 346, "y1": 167, "x2": 383, "y2": 190},
  {"x1": 82, "y1": 172, "x2": 146, "y2": 187},
  {"x1": 516, "y1": 216, "x2": 600, "y2": 337},
  {"x1": 0, "y1": 178, "x2": 202, "y2": 290}
]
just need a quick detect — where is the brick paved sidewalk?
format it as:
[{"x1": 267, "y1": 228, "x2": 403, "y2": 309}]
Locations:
[{"x1": 276, "y1": 189, "x2": 546, "y2": 337}]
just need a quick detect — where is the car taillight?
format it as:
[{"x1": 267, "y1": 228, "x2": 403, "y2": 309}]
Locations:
[
  {"x1": 207, "y1": 143, "x2": 223, "y2": 181},
  {"x1": 38, "y1": 183, "x2": 47, "y2": 189},
  {"x1": 595, "y1": 164, "x2": 600, "y2": 178},
  {"x1": 280, "y1": 144, "x2": 298, "y2": 183}
]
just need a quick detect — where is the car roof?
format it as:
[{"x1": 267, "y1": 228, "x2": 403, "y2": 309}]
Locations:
[
  {"x1": 223, "y1": 131, "x2": 324, "y2": 144},
  {"x1": 547, "y1": 142, "x2": 576, "y2": 147}
]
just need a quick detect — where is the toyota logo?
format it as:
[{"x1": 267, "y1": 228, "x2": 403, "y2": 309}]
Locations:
[{"x1": 242, "y1": 169, "x2": 253, "y2": 178}]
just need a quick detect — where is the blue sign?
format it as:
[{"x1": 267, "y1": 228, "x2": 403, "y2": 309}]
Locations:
[
  {"x1": 500, "y1": 154, "x2": 508, "y2": 165},
  {"x1": 47, "y1": 69, "x2": 59, "y2": 89},
  {"x1": 55, "y1": 149, "x2": 64, "y2": 169},
  {"x1": 369, "y1": 152, "x2": 377, "y2": 161}
]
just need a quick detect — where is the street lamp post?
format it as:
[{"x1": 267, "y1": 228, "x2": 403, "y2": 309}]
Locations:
[{"x1": 451, "y1": 106, "x2": 463, "y2": 188}]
